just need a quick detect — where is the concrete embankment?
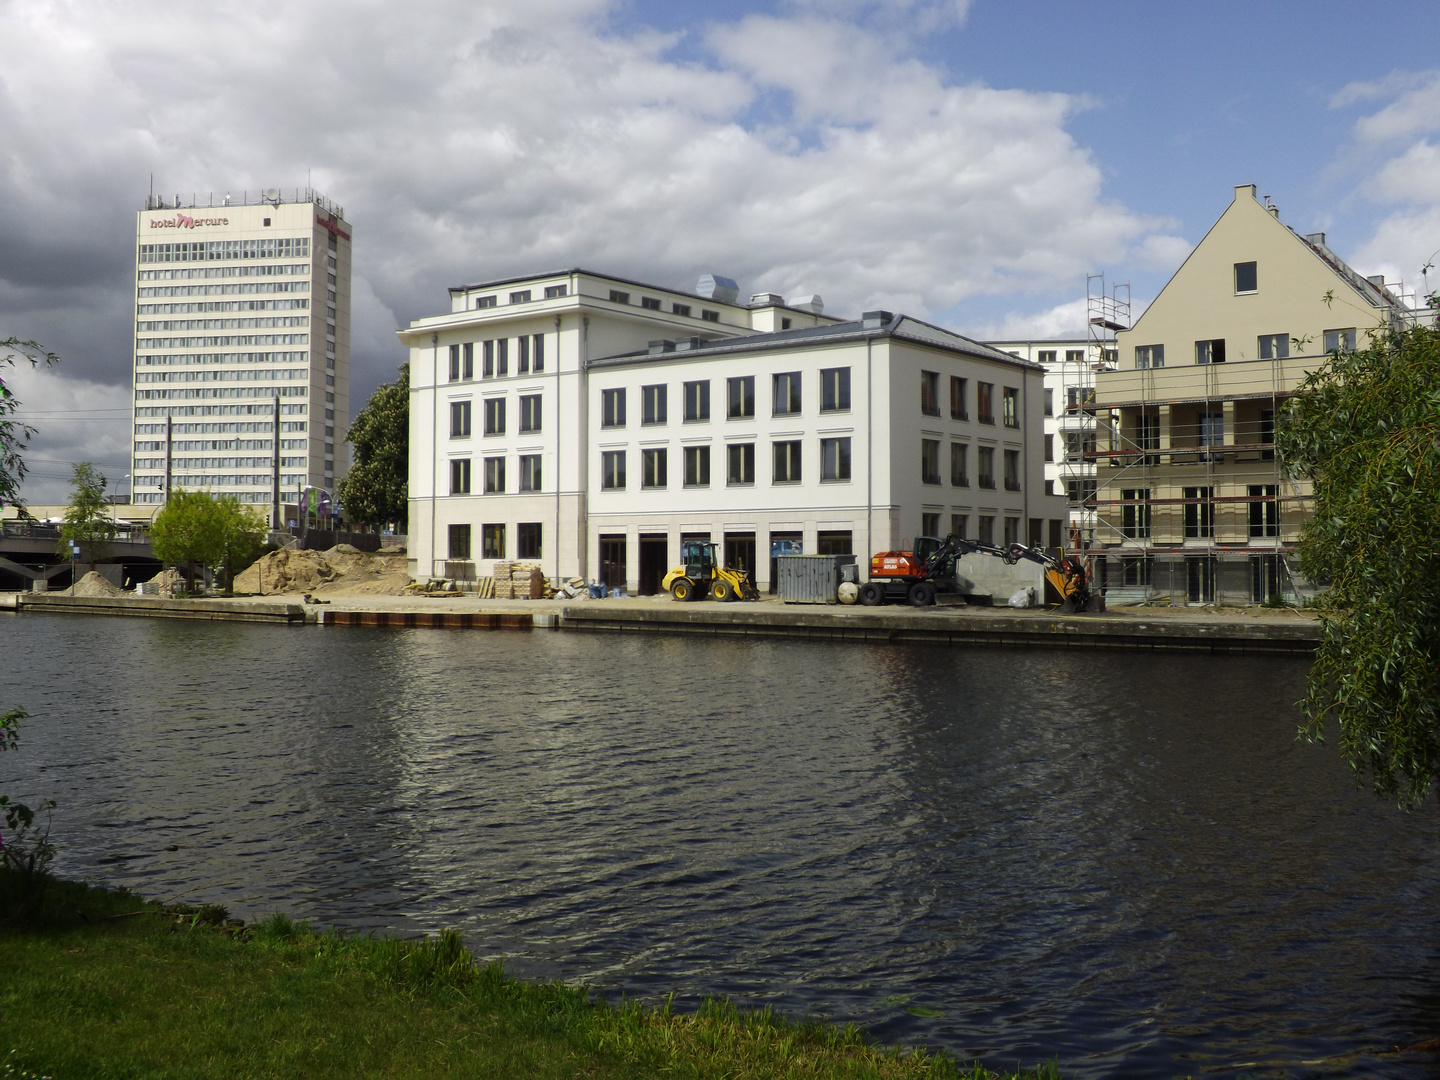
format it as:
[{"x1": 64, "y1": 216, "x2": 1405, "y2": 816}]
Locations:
[{"x1": 4, "y1": 589, "x2": 1320, "y2": 653}]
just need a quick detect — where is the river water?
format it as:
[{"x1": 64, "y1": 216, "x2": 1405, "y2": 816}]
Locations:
[{"x1": 3, "y1": 613, "x2": 1438, "y2": 1077}]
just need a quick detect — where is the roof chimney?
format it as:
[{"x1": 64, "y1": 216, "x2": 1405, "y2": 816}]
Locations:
[
  {"x1": 1305, "y1": 232, "x2": 1326, "y2": 248},
  {"x1": 1366, "y1": 275, "x2": 1386, "y2": 287},
  {"x1": 696, "y1": 274, "x2": 739, "y2": 304}
]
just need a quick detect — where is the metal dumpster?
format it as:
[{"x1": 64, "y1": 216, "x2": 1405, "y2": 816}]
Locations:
[{"x1": 776, "y1": 554, "x2": 857, "y2": 604}]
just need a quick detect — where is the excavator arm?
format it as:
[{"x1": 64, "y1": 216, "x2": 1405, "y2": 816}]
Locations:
[{"x1": 926, "y1": 536, "x2": 1095, "y2": 612}]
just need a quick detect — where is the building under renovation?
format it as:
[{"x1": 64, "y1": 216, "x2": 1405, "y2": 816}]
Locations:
[{"x1": 1090, "y1": 184, "x2": 1424, "y2": 604}]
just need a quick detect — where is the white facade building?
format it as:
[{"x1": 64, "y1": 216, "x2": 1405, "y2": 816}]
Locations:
[
  {"x1": 401, "y1": 270, "x2": 1066, "y2": 596},
  {"x1": 130, "y1": 189, "x2": 351, "y2": 523}
]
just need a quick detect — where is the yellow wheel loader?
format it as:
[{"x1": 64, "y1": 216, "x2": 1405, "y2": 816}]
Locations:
[{"x1": 662, "y1": 540, "x2": 760, "y2": 602}]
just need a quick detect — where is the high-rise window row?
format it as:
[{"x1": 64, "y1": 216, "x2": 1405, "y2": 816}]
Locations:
[{"x1": 138, "y1": 237, "x2": 311, "y2": 263}]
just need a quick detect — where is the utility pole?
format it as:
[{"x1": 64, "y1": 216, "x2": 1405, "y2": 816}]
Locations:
[{"x1": 271, "y1": 395, "x2": 281, "y2": 530}]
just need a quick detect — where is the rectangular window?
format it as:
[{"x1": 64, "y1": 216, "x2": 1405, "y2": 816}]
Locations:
[
  {"x1": 601, "y1": 450, "x2": 625, "y2": 490},
  {"x1": 642, "y1": 448, "x2": 667, "y2": 489},
  {"x1": 609, "y1": 290, "x2": 630, "y2": 304},
  {"x1": 482, "y1": 524, "x2": 505, "y2": 559},
  {"x1": 1066, "y1": 479, "x2": 1097, "y2": 505},
  {"x1": 543, "y1": 284, "x2": 567, "y2": 299},
  {"x1": 773, "y1": 440, "x2": 801, "y2": 482},
  {"x1": 448, "y1": 523, "x2": 471, "y2": 559},
  {"x1": 601, "y1": 387, "x2": 626, "y2": 428},
  {"x1": 484, "y1": 455, "x2": 505, "y2": 494},
  {"x1": 921, "y1": 370, "x2": 940, "y2": 416},
  {"x1": 978, "y1": 515, "x2": 995, "y2": 546},
  {"x1": 921, "y1": 439, "x2": 941, "y2": 485},
  {"x1": 977, "y1": 382, "x2": 994, "y2": 423},
  {"x1": 449, "y1": 458, "x2": 471, "y2": 495},
  {"x1": 950, "y1": 514, "x2": 968, "y2": 540},
  {"x1": 820, "y1": 437, "x2": 851, "y2": 481},
  {"x1": 1234, "y1": 261, "x2": 1258, "y2": 293},
  {"x1": 450, "y1": 400, "x2": 472, "y2": 438},
  {"x1": 518, "y1": 335, "x2": 531, "y2": 374},
  {"x1": 1043, "y1": 434, "x2": 1054, "y2": 462},
  {"x1": 683, "y1": 380, "x2": 710, "y2": 422},
  {"x1": 1043, "y1": 388, "x2": 1053, "y2": 416},
  {"x1": 1258, "y1": 334, "x2": 1289, "y2": 360},
  {"x1": 519, "y1": 394, "x2": 541, "y2": 433},
  {"x1": 922, "y1": 513, "x2": 941, "y2": 539},
  {"x1": 1123, "y1": 555, "x2": 1153, "y2": 586},
  {"x1": 977, "y1": 446, "x2": 995, "y2": 489},
  {"x1": 1259, "y1": 408, "x2": 1275, "y2": 461},
  {"x1": 475, "y1": 295, "x2": 496, "y2": 309},
  {"x1": 484, "y1": 397, "x2": 506, "y2": 436},
  {"x1": 773, "y1": 372, "x2": 801, "y2": 415},
  {"x1": 519, "y1": 454, "x2": 542, "y2": 492},
  {"x1": 517, "y1": 522, "x2": 542, "y2": 559},
  {"x1": 641, "y1": 296, "x2": 661, "y2": 310},
  {"x1": 1199, "y1": 412, "x2": 1224, "y2": 460},
  {"x1": 448, "y1": 344, "x2": 461, "y2": 382},
  {"x1": 1003, "y1": 449, "x2": 1021, "y2": 491},
  {"x1": 821, "y1": 367, "x2": 851, "y2": 412},
  {"x1": 1067, "y1": 386, "x2": 1097, "y2": 411},
  {"x1": 683, "y1": 445, "x2": 710, "y2": 487},
  {"x1": 1195, "y1": 339, "x2": 1226, "y2": 365},
  {"x1": 1121, "y1": 488, "x2": 1151, "y2": 539},
  {"x1": 727, "y1": 376, "x2": 755, "y2": 419},
  {"x1": 1136, "y1": 344, "x2": 1165, "y2": 369},
  {"x1": 642, "y1": 384, "x2": 667, "y2": 425},
  {"x1": 1064, "y1": 431, "x2": 1097, "y2": 462},
  {"x1": 1248, "y1": 484, "x2": 1280, "y2": 537},
  {"x1": 702, "y1": 310, "x2": 720, "y2": 323},
  {"x1": 509, "y1": 290, "x2": 532, "y2": 304},
  {"x1": 482, "y1": 340, "x2": 494, "y2": 378},
  {"x1": 1324, "y1": 328, "x2": 1357, "y2": 353},
  {"x1": 1066, "y1": 349, "x2": 1084, "y2": 364},
  {"x1": 532, "y1": 333, "x2": 544, "y2": 372},
  {"x1": 1038, "y1": 350, "x2": 1056, "y2": 364},
  {"x1": 462, "y1": 342, "x2": 475, "y2": 380},
  {"x1": 950, "y1": 376, "x2": 968, "y2": 420},
  {"x1": 1003, "y1": 517, "x2": 1020, "y2": 546},
  {"x1": 1002, "y1": 387, "x2": 1020, "y2": 428},
  {"x1": 1184, "y1": 486, "x2": 1214, "y2": 538},
  {"x1": 728, "y1": 443, "x2": 755, "y2": 485},
  {"x1": 950, "y1": 442, "x2": 969, "y2": 486},
  {"x1": 496, "y1": 337, "x2": 509, "y2": 376},
  {"x1": 672, "y1": 302, "x2": 691, "y2": 316}
]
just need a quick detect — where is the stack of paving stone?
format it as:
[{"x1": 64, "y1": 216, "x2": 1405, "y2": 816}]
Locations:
[
  {"x1": 510, "y1": 562, "x2": 545, "y2": 599},
  {"x1": 491, "y1": 560, "x2": 514, "y2": 599}
]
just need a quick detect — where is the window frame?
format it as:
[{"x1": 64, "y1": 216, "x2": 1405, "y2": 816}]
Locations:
[
  {"x1": 727, "y1": 442, "x2": 755, "y2": 486},
  {"x1": 641, "y1": 447, "x2": 668, "y2": 489},
  {"x1": 950, "y1": 376, "x2": 968, "y2": 421},
  {"x1": 600, "y1": 449, "x2": 626, "y2": 490},
  {"x1": 772, "y1": 440, "x2": 801, "y2": 483},
  {"x1": 820, "y1": 367, "x2": 851, "y2": 412},
  {"x1": 727, "y1": 376, "x2": 755, "y2": 419},
  {"x1": 641, "y1": 383, "x2": 668, "y2": 425},
  {"x1": 820, "y1": 436, "x2": 851, "y2": 481},
  {"x1": 449, "y1": 457, "x2": 471, "y2": 495},
  {"x1": 683, "y1": 445, "x2": 711, "y2": 487},
  {"x1": 1002, "y1": 386, "x2": 1020, "y2": 429},
  {"x1": 483, "y1": 455, "x2": 506, "y2": 494},
  {"x1": 449, "y1": 400, "x2": 472, "y2": 439},
  {"x1": 601, "y1": 387, "x2": 626, "y2": 428},
  {"x1": 772, "y1": 372, "x2": 801, "y2": 416},
  {"x1": 683, "y1": 380, "x2": 710, "y2": 422},
  {"x1": 920, "y1": 439, "x2": 942, "y2": 485},
  {"x1": 519, "y1": 453, "x2": 542, "y2": 492},
  {"x1": 977, "y1": 382, "x2": 994, "y2": 424},
  {"x1": 484, "y1": 397, "x2": 506, "y2": 436},
  {"x1": 977, "y1": 445, "x2": 996, "y2": 489},
  {"x1": 519, "y1": 394, "x2": 542, "y2": 434},
  {"x1": 482, "y1": 523, "x2": 505, "y2": 560},
  {"x1": 920, "y1": 370, "x2": 940, "y2": 417},
  {"x1": 1234, "y1": 261, "x2": 1258, "y2": 294}
]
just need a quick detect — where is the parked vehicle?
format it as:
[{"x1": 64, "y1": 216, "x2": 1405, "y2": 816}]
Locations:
[
  {"x1": 663, "y1": 540, "x2": 760, "y2": 602},
  {"x1": 860, "y1": 534, "x2": 1097, "y2": 611}
]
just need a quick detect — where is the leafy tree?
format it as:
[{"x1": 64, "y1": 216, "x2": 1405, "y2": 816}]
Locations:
[
  {"x1": 1276, "y1": 324, "x2": 1440, "y2": 809},
  {"x1": 338, "y1": 364, "x2": 408, "y2": 530},
  {"x1": 150, "y1": 491, "x2": 265, "y2": 594},
  {"x1": 57, "y1": 462, "x2": 116, "y2": 563},
  {"x1": 0, "y1": 337, "x2": 59, "y2": 518}
]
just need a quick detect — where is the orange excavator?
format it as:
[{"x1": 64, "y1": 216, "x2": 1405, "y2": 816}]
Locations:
[{"x1": 859, "y1": 534, "x2": 1098, "y2": 612}]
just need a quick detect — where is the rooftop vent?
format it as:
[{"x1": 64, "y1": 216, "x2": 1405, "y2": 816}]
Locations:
[
  {"x1": 749, "y1": 292, "x2": 785, "y2": 306},
  {"x1": 1305, "y1": 232, "x2": 1326, "y2": 247},
  {"x1": 648, "y1": 339, "x2": 675, "y2": 355},
  {"x1": 861, "y1": 310, "x2": 893, "y2": 329},
  {"x1": 788, "y1": 294, "x2": 824, "y2": 314},
  {"x1": 672, "y1": 337, "x2": 705, "y2": 351},
  {"x1": 696, "y1": 274, "x2": 739, "y2": 304},
  {"x1": 1366, "y1": 274, "x2": 1386, "y2": 286}
]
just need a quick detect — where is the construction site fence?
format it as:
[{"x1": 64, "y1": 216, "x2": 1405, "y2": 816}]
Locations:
[{"x1": 1089, "y1": 550, "x2": 1316, "y2": 607}]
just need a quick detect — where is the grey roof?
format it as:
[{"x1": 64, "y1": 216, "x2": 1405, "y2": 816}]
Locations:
[
  {"x1": 445, "y1": 266, "x2": 819, "y2": 313},
  {"x1": 587, "y1": 313, "x2": 1043, "y2": 371}
]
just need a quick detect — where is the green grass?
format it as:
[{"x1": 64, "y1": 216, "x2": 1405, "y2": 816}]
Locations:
[{"x1": 0, "y1": 871, "x2": 1061, "y2": 1079}]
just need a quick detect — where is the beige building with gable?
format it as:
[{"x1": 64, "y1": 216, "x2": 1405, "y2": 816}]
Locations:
[{"x1": 1091, "y1": 183, "x2": 1414, "y2": 604}]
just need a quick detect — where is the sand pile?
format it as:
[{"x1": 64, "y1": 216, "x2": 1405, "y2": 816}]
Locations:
[
  {"x1": 71, "y1": 571, "x2": 124, "y2": 597},
  {"x1": 144, "y1": 568, "x2": 186, "y2": 598},
  {"x1": 233, "y1": 545, "x2": 413, "y2": 596}
]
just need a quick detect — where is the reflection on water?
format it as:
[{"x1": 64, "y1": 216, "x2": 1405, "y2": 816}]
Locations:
[{"x1": 4, "y1": 613, "x2": 1439, "y2": 1078}]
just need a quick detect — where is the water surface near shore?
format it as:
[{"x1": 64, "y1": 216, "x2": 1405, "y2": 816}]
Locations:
[{"x1": 3, "y1": 614, "x2": 1437, "y2": 1078}]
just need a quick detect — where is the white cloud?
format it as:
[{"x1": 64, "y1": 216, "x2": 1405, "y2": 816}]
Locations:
[
  {"x1": 0, "y1": 0, "x2": 1182, "y2": 503},
  {"x1": 1333, "y1": 70, "x2": 1440, "y2": 294},
  {"x1": 970, "y1": 298, "x2": 1090, "y2": 341}
]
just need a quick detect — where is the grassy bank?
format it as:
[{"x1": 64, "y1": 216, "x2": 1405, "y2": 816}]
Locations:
[{"x1": 0, "y1": 872, "x2": 1060, "y2": 1079}]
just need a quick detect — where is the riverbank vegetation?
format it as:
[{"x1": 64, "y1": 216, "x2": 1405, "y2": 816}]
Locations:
[{"x1": 0, "y1": 872, "x2": 1059, "y2": 1079}]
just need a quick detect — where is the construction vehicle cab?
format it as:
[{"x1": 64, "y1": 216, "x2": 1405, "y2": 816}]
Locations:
[
  {"x1": 860, "y1": 534, "x2": 1101, "y2": 612},
  {"x1": 662, "y1": 540, "x2": 759, "y2": 602}
]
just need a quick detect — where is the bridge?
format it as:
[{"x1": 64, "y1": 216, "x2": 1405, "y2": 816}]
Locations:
[{"x1": 0, "y1": 521, "x2": 161, "y2": 591}]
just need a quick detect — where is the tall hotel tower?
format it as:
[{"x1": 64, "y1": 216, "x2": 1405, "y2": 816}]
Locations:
[{"x1": 130, "y1": 189, "x2": 351, "y2": 525}]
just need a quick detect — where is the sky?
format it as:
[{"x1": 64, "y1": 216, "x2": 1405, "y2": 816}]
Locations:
[{"x1": 3, "y1": 0, "x2": 1439, "y2": 503}]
